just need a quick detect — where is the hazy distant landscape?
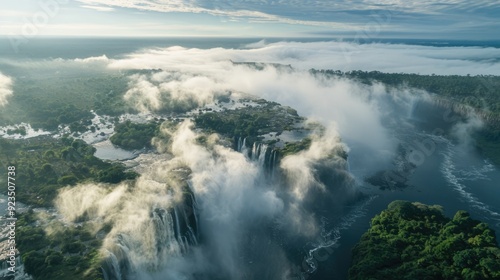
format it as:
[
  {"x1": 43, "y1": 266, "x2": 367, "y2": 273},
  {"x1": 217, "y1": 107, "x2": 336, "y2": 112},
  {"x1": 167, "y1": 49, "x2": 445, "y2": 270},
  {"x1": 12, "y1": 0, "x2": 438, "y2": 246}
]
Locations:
[{"x1": 1, "y1": 1, "x2": 500, "y2": 279}]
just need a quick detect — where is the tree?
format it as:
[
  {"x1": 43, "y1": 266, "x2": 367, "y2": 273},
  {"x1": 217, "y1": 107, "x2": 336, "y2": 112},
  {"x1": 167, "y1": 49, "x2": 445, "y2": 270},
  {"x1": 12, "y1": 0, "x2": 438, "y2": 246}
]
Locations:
[{"x1": 349, "y1": 201, "x2": 500, "y2": 280}]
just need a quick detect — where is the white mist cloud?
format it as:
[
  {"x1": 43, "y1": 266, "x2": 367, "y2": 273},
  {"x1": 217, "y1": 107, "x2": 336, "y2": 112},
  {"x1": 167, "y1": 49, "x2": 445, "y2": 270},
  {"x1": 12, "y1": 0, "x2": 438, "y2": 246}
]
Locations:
[
  {"x1": 279, "y1": 126, "x2": 355, "y2": 237},
  {"x1": 81, "y1": 5, "x2": 115, "y2": 12},
  {"x1": 74, "y1": 55, "x2": 110, "y2": 64},
  {"x1": 55, "y1": 149, "x2": 193, "y2": 274},
  {"x1": 124, "y1": 71, "x2": 224, "y2": 113},
  {"x1": 281, "y1": 127, "x2": 345, "y2": 201},
  {"x1": 124, "y1": 74, "x2": 163, "y2": 112},
  {"x1": 451, "y1": 114, "x2": 484, "y2": 149},
  {"x1": 108, "y1": 41, "x2": 500, "y2": 75},
  {"x1": 0, "y1": 72, "x2": 13, "y2": 107}
]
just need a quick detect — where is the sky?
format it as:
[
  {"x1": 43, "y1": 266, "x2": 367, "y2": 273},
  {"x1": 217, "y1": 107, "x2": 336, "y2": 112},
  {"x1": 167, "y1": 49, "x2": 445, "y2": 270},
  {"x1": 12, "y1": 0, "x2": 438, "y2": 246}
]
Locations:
[{"x1": 1, "y1": 0, "x2": 500, "y2": 39}]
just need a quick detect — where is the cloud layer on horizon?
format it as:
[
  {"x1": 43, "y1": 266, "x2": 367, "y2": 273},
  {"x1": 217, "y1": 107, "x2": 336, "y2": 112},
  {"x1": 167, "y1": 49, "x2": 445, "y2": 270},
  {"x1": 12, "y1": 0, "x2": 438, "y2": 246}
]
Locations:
[{"x1": 105, "y1": 41, "x2": 500, "y2": 76}]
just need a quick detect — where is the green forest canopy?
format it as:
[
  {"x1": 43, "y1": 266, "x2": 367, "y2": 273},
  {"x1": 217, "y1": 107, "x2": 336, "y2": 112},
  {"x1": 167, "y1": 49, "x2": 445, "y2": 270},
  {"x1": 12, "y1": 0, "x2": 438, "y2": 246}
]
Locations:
[
  {"x1": 0, "y1": 136, "x2": 137, "y2": 280},
  {"x1": 0, "y1": 136, "x2": 137, "y2": 206},
  {"x1": 349, "y1": 200, "x2": 500, "y2": 280}
]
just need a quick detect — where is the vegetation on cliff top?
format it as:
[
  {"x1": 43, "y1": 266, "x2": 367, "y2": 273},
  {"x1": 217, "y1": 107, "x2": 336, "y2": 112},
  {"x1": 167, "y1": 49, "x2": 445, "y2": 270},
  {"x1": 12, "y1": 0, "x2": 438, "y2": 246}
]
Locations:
[
  {"x1": 110, "y1": 119, "x2": 162, "y2": 150},
  {"x1": 194, "y1": 100, "x2": 303, "y2": 139},
  {"x1": 349, "y1": 201, "x2": 500, "y2": 280},
  {"x1": 16, "y1": 210, "x2": 105, "y2": 280},
  {"x1": 0, "y1": 136, "x2": 137, "y2": 207}
]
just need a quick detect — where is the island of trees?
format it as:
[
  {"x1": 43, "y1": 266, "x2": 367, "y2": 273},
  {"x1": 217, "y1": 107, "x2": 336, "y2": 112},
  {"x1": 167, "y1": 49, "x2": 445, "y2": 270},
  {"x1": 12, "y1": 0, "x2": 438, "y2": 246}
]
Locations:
[
  {"x1": 109, "y1": 119, "x2": 160, "y2": 150},
  {"x1": 349, "y1": 201, "x2": 500, "y2": 280}
]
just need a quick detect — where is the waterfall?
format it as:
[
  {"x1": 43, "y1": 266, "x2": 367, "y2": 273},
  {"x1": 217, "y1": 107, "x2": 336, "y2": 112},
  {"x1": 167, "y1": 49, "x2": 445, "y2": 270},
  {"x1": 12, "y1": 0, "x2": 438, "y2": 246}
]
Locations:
[
  {"x1": 251, "y1": 143, "x2": 258, "y2": 161},
  {"x1": 430, "y1": 97, "x2": 500, "y2": 125},
  {"x1": 101, "y1": 191, "x2": 200, "y2": 279},
  {"x1": 100, "y1": 242, "x2": 130, "y2": 280},
  {"x1": 248, "y1": 143, "x2": 268, "y2": 167},
  {"x1": 237, "y1": 137, "x2": 243, "y2": 152},
  {"x1": 237, "y1": 138, "x2": 284, "y2": 172},
  {"x1": 172, "y1": 207, "x2": 187, "y2": 253},
  {"x1": 257, "y1": 144, "x2": 268, "y2": 167},
  {"x1": 236, "y1": 136, "x2": 249, "y2": 155},
  {"x1": 154, "y1": 208, "x2": 183, "y2": 258},
  {"x1": 0, "y1": 260, "x2": 7, "y2": 271},
  {"x1": 183, "y1": 191, "x2": 200, "y2": 245},
  {"x1": 0, "y1": 256, "x2": 33, "y2": 280},
  {"x1": 172, "y1": 208, "x2": 181, "y2": 241},
  {"x1": 407, "y1": 97, "x2": 417, "y2": 120},
  {"x1": 270, "y1": 149, "x2": 278, "y2": 179},
  {"x1": 241, "y1": 137, "x2": 248, "y2": 156},
  {"x1": 240, "y1": 141, "x2": 280, "y2": 176},
  {"x1": 102, "y1": 250, "x2": 123, "y2": 280}
]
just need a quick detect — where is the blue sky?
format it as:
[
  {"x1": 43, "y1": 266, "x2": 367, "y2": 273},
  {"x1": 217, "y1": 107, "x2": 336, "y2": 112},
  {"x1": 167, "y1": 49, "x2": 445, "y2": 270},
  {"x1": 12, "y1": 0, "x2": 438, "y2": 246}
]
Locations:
[{"x1": 1, "y1": 0, "x2": 499, "y2": 39}]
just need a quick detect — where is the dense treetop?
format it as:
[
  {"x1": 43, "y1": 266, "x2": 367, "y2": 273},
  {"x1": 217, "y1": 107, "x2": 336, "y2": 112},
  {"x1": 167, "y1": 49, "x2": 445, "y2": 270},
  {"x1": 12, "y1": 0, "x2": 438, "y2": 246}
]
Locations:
[
  {"x1": 349, "y1": 201, "x2": 500, "y2": 280},
  {"x1": 110, "y1": 119, "x2": 161, "y2": 150},
  {"x1": 0, "y1": 136, "x2": 137, "y2": 206}
]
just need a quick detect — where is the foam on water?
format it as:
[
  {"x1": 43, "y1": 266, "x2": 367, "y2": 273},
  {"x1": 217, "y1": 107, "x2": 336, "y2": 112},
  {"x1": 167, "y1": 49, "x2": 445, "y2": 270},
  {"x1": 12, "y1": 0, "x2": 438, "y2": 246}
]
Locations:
[
  {"x1": 303, "y1": 195, "x2": 377, "y2": 275},
  {"x1": 441, "y1": 142, "x2": 500, "y2": 226}
]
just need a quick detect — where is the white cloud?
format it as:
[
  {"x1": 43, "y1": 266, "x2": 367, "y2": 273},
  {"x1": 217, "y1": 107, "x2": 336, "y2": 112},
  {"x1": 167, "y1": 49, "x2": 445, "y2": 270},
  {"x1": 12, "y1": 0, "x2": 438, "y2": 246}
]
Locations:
[
  {"x1": 2, "y1": 0, "x2": 499, "y2": 37},
  {"x1": 76, "y1": 0, "x2": 500, "y2": 18},
  {"x1": 107, "y1": 41, "x2": 500, "y2": 75},
  {"x1": 74, "y1": 0, "x2": 500, "y2": 36},
  {"x1": 74, "y1": 55, "x2": 110, "y2": 63},
  {"x1": 81, "y1": 5, "x2": 115, "y2": 12},
  {"x1": 280, "y1": 127, "x2": 347, "y2": 201},
  {"x1": 124, "y1": 71, "x2": 224, "y2": 113},
  {"x1": 76, "y1": 0, "x2": 361, "y2": 30},
  {"x1": 0, "y1": 72, "x2": 13, "y2": 107}
]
